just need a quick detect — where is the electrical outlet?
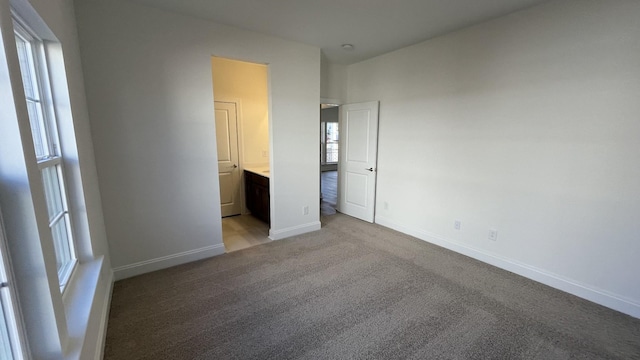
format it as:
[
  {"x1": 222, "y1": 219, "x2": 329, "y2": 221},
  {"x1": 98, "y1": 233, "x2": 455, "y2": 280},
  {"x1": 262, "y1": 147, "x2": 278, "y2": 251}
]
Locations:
[
  {"x1": 262, "y1": 150, "x2": 268, "y2": 158},
  {"x1": 488, "y1": 228, "x2": 498, "y2": 241},
  {"x1": 454, "y1": 220, "x2": 461, "y2": 230},
  {"x1": 383, "y1": 201, "x2": 389, "y2": 210},
  {"x1": 303, "y1": 206, "x2": 309, "y2": 215}
]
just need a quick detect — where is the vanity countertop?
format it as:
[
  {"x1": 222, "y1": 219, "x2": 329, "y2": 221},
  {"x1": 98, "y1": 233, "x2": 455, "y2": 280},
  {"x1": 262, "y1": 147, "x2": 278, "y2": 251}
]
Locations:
[{"x1": 244, "y1": 166, "x2": 270, "y2": 178}]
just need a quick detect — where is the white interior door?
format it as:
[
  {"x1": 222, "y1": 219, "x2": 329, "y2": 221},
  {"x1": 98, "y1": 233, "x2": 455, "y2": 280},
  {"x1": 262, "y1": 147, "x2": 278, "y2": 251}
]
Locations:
[
  {"x1": 215, "y1": 101, "x2": 241, "y2": 217},
  {"x1": 338, "y1": 101, "x2": 379, "y2": 223}
]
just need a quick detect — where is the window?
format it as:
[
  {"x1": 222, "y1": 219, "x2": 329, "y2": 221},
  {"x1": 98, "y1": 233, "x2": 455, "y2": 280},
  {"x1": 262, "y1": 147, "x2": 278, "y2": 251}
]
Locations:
[
  {"x1": 0, "y1": 210, "x2": 24, "y2": 360},
  {"x1": 14, "y1": 22, "x2": 76, "y2": 288},
  {"x1": 322, "y1": 122, "x2": 339, "y2": 164},
  {"x1": 0, "y1": 298, "x2": 15, "y2": 360}
]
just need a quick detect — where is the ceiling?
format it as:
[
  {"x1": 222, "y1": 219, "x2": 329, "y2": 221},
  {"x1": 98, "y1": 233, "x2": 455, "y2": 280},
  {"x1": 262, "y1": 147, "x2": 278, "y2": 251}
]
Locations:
[{"x1": 128, "y1": 0, "x2": 549, "y2": 64}]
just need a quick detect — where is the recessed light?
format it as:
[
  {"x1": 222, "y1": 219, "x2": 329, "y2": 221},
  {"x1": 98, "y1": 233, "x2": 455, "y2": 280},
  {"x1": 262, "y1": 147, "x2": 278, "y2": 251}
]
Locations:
[{"x1": 341, "y1": 44, "x2": 355, "y2": 51}]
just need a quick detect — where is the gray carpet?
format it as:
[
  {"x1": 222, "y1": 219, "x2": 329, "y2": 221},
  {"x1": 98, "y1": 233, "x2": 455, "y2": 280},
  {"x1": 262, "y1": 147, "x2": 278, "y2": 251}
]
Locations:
[{"x1": 105, "y1": 214, "x2": 640, "y2": 359}]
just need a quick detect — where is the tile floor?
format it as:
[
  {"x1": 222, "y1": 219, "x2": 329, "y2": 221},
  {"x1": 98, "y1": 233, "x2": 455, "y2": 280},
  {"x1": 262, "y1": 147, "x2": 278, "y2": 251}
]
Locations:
[
  {"x1": 221, "y1": 214, "x2": 270, "y2": 252},
  {"x1": 221, "y1": 170, "x2": 338, "y2": 252}
]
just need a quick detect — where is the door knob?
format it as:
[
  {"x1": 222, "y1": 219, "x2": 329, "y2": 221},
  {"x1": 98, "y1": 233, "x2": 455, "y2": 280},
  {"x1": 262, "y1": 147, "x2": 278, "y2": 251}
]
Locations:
[
  {"x1": 365, "y1": 167, "x2": 374, "y2": 172},
  {"x1": 233, "y1": 164, "x2": 238, "y2": 168}
]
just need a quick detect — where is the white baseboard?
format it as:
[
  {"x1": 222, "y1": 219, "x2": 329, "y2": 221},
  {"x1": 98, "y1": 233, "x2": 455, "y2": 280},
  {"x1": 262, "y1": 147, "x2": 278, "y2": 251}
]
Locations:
[
  {"x1": 113, "y1": 243, "x2": 226, "y2": 280},
  {"x1": 269, "y1": 221, "x2": 321, "y2": 240},
  {"x1": 93, "y1": 269, "x2": 113, "y2": 360},
  {"x1": 375, "y1": 215, "x2": 640, "y2": 319}
]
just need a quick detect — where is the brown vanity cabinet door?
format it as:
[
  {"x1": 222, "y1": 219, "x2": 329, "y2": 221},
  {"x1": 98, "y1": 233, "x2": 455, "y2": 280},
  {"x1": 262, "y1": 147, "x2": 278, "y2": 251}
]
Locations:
[{"x1": 245, "y1": 171, "x2": 270, "y2": 223}]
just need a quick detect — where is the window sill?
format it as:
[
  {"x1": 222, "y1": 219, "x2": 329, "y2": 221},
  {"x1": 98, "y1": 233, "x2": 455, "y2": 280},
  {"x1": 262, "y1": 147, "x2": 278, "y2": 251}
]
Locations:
[{"x1": 61, "y1": 256, "x2": 112, "y2": 360}]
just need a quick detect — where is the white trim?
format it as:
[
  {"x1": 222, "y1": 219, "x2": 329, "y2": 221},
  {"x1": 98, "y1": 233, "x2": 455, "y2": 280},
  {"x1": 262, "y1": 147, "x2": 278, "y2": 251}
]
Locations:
[
  {"x1": 320, "y1": 98, "x2": 342, "y2": 106},
  {"x1": 92, "y1": 270, "x2": 113, "y2": 360},
  {"x1": 36, "y1": 155, "x2": 61, "y2": 169},
  {"x1": 269, "y1": 221, "x2": 321, "y2": 241},
  {"x1": 14, "y1": 14, "x2": 79, "y2": 289},
  {"x1": 113, "y1": 244, "x2": 226, "y2": 280},
  {"x1": 0, "y1": 208, "x2": 29, "y2": 359},
  {"x1": 61, "y1": 257, "x2": 109, "y2": 360},
  {"x1": 62, "y1": 262, "x2": 112, "y2": 360},
  {"x1": 375, "y1": 215, "x2": 640, "y2": 319}
]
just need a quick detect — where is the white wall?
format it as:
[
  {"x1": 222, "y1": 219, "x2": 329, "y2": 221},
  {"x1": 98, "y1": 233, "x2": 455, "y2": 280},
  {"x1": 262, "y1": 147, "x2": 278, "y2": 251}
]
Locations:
[
  {"x1": 212, "y1": 57, "x2": 269, "y2": 167},
  {"x1": 348, "y1": 0, "x2": 640, "y2": 318},
  {"x1": 0, "y1": 0, "x2": 112, "y2": 357},
  {"x1": 74, "y1": 0, "x2": 321, "y2": 278},
  {"x1": 320, "y1": 52, "x2": 347, "y2": 103}
]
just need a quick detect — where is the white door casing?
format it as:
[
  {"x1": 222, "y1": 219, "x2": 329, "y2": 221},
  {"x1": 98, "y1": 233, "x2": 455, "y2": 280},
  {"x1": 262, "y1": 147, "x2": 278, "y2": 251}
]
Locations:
[
  {"x1": 215, "y1": 101, "x2": 242, "y2": 217},
  {"x1": 338, "y1": 101, "x2": 379, "y2": 223}
]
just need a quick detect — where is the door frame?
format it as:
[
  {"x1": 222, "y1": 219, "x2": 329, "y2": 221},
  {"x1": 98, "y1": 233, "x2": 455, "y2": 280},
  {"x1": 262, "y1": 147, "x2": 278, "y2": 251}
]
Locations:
[
  {"x1": 214, "y1": 98, "x2": 249, "y2": 215},
  {"x1": 320, "y1": 99, "x2": 342, "y2": 215},
  {"x1": 320, "y1": 99, "x2": 380, "y2": 223}
]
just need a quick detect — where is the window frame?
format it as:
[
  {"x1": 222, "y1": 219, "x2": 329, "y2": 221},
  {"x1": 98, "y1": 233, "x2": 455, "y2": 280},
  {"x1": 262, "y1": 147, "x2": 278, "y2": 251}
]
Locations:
[
  {"x1": 0, "y1": 209, "x2": 27, "y2": 360},
  {"x1": 13, "y1": 19, "x2": 78, "y2": 290},
  {"x1": 323, "y1": 121, "x2": 339, "y2": 164}
]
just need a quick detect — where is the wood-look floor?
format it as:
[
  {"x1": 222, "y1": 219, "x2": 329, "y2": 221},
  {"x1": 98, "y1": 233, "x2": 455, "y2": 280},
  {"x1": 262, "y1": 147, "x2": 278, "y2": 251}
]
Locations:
[{"x1": 321, "y1": 170, "x2": 337, "y2": 216}]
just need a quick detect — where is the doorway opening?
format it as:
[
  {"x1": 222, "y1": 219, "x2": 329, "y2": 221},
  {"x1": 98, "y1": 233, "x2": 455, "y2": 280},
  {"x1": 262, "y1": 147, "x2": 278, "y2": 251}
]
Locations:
[
  {"x1": 322, "y1": 101, "x2": 380, "y2": 223},
  {"x1": 212, "y1": 56, "x2": 271, "y2": 252},
  {"x1": 321, "y1": 104, "x2": 339, "y2": 216}
]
